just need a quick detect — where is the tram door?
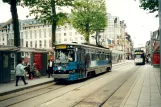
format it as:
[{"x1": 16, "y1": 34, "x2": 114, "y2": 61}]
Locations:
[{"x1": 77, "y1": 48, "x2": 86, "y2": 78}]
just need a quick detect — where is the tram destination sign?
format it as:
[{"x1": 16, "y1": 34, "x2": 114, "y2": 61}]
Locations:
[
  {"x1": 135, "y1": 52, "x2": 143, "y2": 54},
  {"x1": 55, "y1": 45, "x2": 75, "y2": 49},
  {"x1": 56, "y1": 45, "x2": 67, "y2": 49}
]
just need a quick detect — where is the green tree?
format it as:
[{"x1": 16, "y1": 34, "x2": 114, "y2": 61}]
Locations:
[
  {"x1": 139, "y1": 0, "x2": 158, "y2": 17},
  {"x1": 2, "y1": 0, "x2": 34, "y2": 63},
  {"x1": 71, "y1": 0, "x2": 107, "y2": 43},
  {"x1": 26, "y1": 0, "x2": 73, "y2": 47}
]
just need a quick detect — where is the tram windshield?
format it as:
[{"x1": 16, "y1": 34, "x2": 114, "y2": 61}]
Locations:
[
  {"x1": 55, "y1": 49, "x2": 75, "y2": 63},
  {"x1": 135, "y1": 55, "x2": 142, "y2": 58}
]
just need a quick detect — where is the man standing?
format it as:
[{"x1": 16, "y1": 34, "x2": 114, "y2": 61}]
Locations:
[
  {"x1": 47, "y1": 58, "x2": 53, "y2": 78},
  {"x1": 15, "y1": 59, "x2": 28, "y2": 86}
]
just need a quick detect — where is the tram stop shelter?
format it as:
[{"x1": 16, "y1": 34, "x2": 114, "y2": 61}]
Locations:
[
  {"x1": 0, "y1": 46, "x2": 19, "y2": 83},
  {"x1": 0, "y1": 46, "x2": 49, "y2": 83}
]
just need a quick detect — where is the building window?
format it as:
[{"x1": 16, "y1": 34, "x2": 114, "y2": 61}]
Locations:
[
  {"x1": 64, "y1": 38, "x2": 67, "y2": 41},
  {"x1": 64, "y1": 33, "x2": 66, "y2": 36},
  {"x1": 49, "y1": 29, "x2": 51, "y2": 37},
  {"x1": 44, "y1": 29, "x2": 46, "y2": 38},
  {"x1": 49, "y1": 40, "x2": 51, "y2": 47},
  {"x1": 39, "y1": 30, "x2": 41, "y2": 38},
  {"x1": 44, "y1": 40, "x2": 46, "y2": 47},
  {"x1": 26, "y1": 41, "x2": 28, "y2": 47},
  {"x1": 20, "y1": 32, "x2": 23, "y2": 39},
  {"x1": 39, "y1": 40, "x2": 42, "y2": 48},
  {"x1": 21, "y1": 39, "x2": 23, "y2": 47},
  {"x1": 30, "y1": 30, "x2": 32, "y2": 39},
  {"x1": 69, "y1": 32, "x2": 72, "y2": 36},
  {"x1": 64, "y1": 26, "x2": 67, "y2": 31},
  {"x1": 2, "y1": 33, "x2": 4, "y2": 41},
  {"x1": 70, "y1": 38, "x2": 72, "y2": 41},
  {"x1": 30, "y1": 41, "x2": 32, "y2": 47},
  {"x1": 34, "y1": 30, "x2": 37, "y2": 39},
  {"x1": 25, "y1": 31, "x2": 28, "y2": 39},
  {"x1": 35, "y1": 41, "x2": 37, "y2": 48}
]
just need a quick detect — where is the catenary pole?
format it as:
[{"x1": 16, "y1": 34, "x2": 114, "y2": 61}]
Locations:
[{"x1": 159, "y1": 0, "x2": 161, "y2": 93}]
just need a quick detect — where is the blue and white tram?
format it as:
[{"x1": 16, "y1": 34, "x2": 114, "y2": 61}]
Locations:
[{"x1": 53, "y1": 43, "x2": 112, "y2": 81}]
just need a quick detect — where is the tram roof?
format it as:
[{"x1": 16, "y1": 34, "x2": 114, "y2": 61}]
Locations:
[{"x1": 55, "y1": 43, "x2": 110, "y2": 51}]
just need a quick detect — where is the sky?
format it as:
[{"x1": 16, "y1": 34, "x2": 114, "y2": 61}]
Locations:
[
  {"x1": 106, "y1": 0, "x2": 159, "y2": 48},
  {"x1": 0, "y1": 0, "x2": 159, "y2": 48}
]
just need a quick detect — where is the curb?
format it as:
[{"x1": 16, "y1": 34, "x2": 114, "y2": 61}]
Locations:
[{"x1": 0, "y1": 80, "x2": 54, "y2": 96}]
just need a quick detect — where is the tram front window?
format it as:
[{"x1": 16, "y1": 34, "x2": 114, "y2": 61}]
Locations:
[
  {"x1": 55, "y1": 49, "x2": 75, "y2": 63},
  {"x1": 135, "y1": 55, "x2": 141, "y2": 58}
]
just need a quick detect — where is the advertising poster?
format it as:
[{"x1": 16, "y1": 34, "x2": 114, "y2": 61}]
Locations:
[
  {"x1": 153, "y1": 53, "x2": 160, "y2": 65},
  {"x1": 34, "y1": 53, "x2": 42, "y2": 70}
]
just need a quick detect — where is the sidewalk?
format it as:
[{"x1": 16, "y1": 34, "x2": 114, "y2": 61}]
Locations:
[
  {"x1": 121, "y1": 65, "x2": 161, "y2": 107},
  {"x1": 0, "y1": 60, "x2": 127, "y2": 96},
  {"x1": 0, "y1": 76, "x2": 54, "y2": 96}
]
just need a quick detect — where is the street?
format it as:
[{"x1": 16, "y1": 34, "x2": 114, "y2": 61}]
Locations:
[{"x1": 0, "y1": 61, "x2": 147, "y2": 107}]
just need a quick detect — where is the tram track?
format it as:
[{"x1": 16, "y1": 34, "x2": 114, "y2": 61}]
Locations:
[
  {"x1": 0, "y1": 63, "x2": 131, "y2": 107},
  {"x1": 73, "y1": 66, "x2": 142, "y2": 107},
  {"x1": 0, "y1": 63, "x2": 128, "y2": 102},
  {"x1": 35, "y1": 64, "x2": 136, "y2": 107}
]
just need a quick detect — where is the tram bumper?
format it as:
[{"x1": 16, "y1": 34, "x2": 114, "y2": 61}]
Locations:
[{"x1": 52, "y1": 74, "x2": 70, "y2": 79}]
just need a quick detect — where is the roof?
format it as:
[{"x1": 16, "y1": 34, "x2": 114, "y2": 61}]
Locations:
[
  {"x1": 0, "y1": 45, "x2": 19, "y2": 51},
  {"x1": 0, "y1": 19, "x2": 12, "y2": 29},
  {"x1": 55, "y1": 43, "x2": 110, "y2": 51}
]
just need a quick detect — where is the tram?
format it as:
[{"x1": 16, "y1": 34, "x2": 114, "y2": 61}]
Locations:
[
  {"x1": 134, "y1": 50, "x2": 145, "y2": 65},
  {"x1": 53, "y1": 43, "x2": 112, "y2": 81}
]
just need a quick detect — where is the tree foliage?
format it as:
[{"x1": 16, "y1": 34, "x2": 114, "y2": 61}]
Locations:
[
  {"x1": 26, "y1": 0, "x2": 73, "y2": 25},
  {"x1": 71, "y1": 0, "x2": 107, "y2": 42},
  {"x1": 139, "y1": 0, "x2": 158, "y2": 17},
  {"x1": 25, "y1": 0, "x2": 73, "y2": 46}
]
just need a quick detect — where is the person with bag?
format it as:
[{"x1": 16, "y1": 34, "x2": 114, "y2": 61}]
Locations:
[
  {"x1": 25, "y1": 64, "x2": 34, "y2": 80},
  {"x1": 15, "y1": 59, "x2": 28, "y2": 86},
  {"x1": 32, "y1": 63, "x2": 40, "y2": 78}
]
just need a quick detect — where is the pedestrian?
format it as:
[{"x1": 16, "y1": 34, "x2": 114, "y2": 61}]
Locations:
[
  {"x1": 25, "y1": 64, "x2": 34, "y2": 79},
  {"x1": 15, "y1": 59, "x2": 28, "y2": 86},
  {"x1": 146, "y1": 57, "x2": 149, "y2": 64},
  {"x1": 32, "y1": 63, "x2": 40, "y2": 78},
  {"x1": 47, "y1": 58, "x2": 54, "y2": 78}
]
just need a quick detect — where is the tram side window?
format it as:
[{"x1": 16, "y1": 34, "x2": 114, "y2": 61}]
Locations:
[
  {"x1": 96, "y1": 54, "x2": 100, "y2": 60},
  {"x1": 106, "y1": 54, "x2": 109, "y2": 60},
  {"x1": 77, "y1": 51, "x2": 81, "y2": 61},
  {"x1": 91, "y1": 53, "x2": 96, "y2": 61}
]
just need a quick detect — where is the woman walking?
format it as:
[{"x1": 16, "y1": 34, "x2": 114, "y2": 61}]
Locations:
[{"x1": 15, "y1": 60, "x2": 28, "y2": 86}]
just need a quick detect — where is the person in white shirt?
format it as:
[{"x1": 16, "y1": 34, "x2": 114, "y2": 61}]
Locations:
[
  {"x1": 15, "y1": 59, "x2": 28, "y2": 86},
  {"x1": 47, "y1": 58, "x2": 53, "y2": 78}
]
